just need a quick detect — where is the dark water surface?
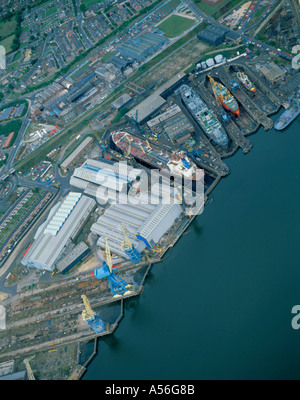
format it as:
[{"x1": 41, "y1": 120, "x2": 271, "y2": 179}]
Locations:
[{"x1": 83, "y1": 116, "x2": 300, "y2": 380}]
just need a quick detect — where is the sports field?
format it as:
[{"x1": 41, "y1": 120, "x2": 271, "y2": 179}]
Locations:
[{"x1": 157, "y1": 14, "x2": 195, "y2": 38}]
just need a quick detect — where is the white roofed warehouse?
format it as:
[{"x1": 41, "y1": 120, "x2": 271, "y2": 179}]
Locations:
[
  {"x1": 91, "y1": 194, "x2": 182, "y2": 259},
  {"x1": 21, "y1": 192, "x2": 96, "y2": 271}
]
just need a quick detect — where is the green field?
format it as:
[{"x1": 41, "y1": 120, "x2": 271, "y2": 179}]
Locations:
[
  {"x1": 0, "y1": 18, "x2": 17, "y2": 39},
  {"x1": 157, "y1": 14, "x2": 195, "y2": 38},
  {"x1": 45, "y1": 5, "x2": 58, "y2": 17},
  {"x1": 0, "y1": 120, "x2": 22, "y2": 141},
  {"x1": 81, "y1": 0, "x2": 107, "y2": 8},
  {"x1": 195, "y1": 0, "x2": 248, "y2": 17},
  {"x1": 0, "y1": 34, "x2": 15, "y2": 53}
]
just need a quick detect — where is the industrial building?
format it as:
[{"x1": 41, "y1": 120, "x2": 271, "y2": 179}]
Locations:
[
  {"x1": 70, "y1": 158, "x2": 144, "y2": 203},
  {"x1": 56, "y1": 241, "x2": 91, "y2": 274},
  {"x1": 118, "y1": 32, "x2": 168, "y2": 61},
  {"x1": 146, "y1": 105, "x2": 181, "y2": 129},
  {"x1": 125, "y1": 72, "x2": 186, "y2": 124},
  {"x1": 125, "y1": 93, "x2": 166, "y2": 124},
  {"x1": 21, "y1": 192, "x2": 96, "y2": 271},
  {"x1": 71, "y1": 158, "x2": 139, "y2": 192},
  {"x1": 258, "y1": 62, "x2": 286, "y2": 83},
  {"x1": 163, "y1": 112, "x2": 193, "y2": 144},
  {"x1": 91, "y1": 191, "x2": 182, "y2": 259},
  {"x1": 146, "y1": 104, "x2": 193, "y2": 144},
  {"x1": 109, "y1": 55, "x2": 133, "y2": 72},
  {"x1": 197, "y1": 25, "x2": 226, "y2": 46},
  {"x1": 111, "y1": 93, "x2": 132, "y2": 110},
  {"x1": 60, "y1": 136, "x2": 94, "y2": 172},
  {"x1": 225, "y1": 30, "x2": 242, "y2": 44},
  {"x1": 95, "y1": 63, "x2": 121, "y2": 83}
]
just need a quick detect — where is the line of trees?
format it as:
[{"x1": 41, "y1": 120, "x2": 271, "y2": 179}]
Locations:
[{"x1": 11, "y1": 10, "x2": 23, "y2": 52}]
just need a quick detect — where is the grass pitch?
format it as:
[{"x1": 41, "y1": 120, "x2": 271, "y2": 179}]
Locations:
[{"x1": 157, "y1": 14, "x2": 195, "y2": 38}]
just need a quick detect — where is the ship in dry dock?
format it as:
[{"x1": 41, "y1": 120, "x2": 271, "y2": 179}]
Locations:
[
  {"x1": 179, "y1": 84, "x2": 229, "y2": 147},
  {"x1": 111, "y1": 131, "x2": 203, "y2": 181},
  {"x1": 236, "y1": 72, "x2": 256, "y2": 93},
  {"x1": 208, "y1": 75, "x2": 240, "y2": 116}
]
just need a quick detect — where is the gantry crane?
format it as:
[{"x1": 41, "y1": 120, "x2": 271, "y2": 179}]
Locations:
[
  {"x1": 94, "y1": 238, "x2": 134, "y2": 297},
  {"x1": 81, "y1": 294, "x2": 105, "y2": 334},
  {"x1": 121, "y1": 224, "x2": 141, "y2": 264},
  {"x1": 23, "y1": 356, "x2": 35, "y2": 380}
]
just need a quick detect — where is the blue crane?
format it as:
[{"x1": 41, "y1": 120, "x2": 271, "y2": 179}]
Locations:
[
  {"x1": 121, "y1": 224, "x2": 141, "y2": 264},
  {"x1": 81, "y1": 294, "x2": 105, "y2": 334},
  {"x1": 93, "y1": 238, "x2": 134, "y2": 297}
]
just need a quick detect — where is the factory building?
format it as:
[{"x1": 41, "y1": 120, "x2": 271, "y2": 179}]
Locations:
[
  {"x1": 118, "y1": 32, "x2": 168, "y2": 61},
  {"x1": 70, "y1": 158, "x2": 142, "y2": 195},
  {"x1": 59, "y1": 106, "x2": 78, "y2": 124},
  {"x1": 56, "y1": 241, "x2": 91, "y2": 274},
  {"x1": 125, "y1": 72, "x2": 186, "y2": 124},
  {"x1": 111, "y1": 93, "x2": 132, "y2": 110},
  {"x1": 60, "y1": 136, "x2": 94, "y2": 173},
  {"x1": 21, "y1": 192, "x2": 96, "y2": 271},
  {"x1": 109, "y1": 55, "x2": 133, "y2": 72},
  {"x1": 95, "y1": 63, "x2": 121, "y2": 83},
  {"x1": 197, "y1": 25, "x2": 226, "y2": 46},
  {"x1": 146, "y1": 104, "x2": 193, "y2": 144},
  {"x1": 257, "y1": 62, "x2": 286, "y2": 83},
  {"x1": 146, "y1": 105, "x2": 182, "y2": 129},
  {"x1": 125, "y1": 93, "x2": 166, "y2": 124},
  {"x1": 162, "y1": 111, "x2": 193, "y2": 144},
  {"x1": 91, "y1": 192, "x2": 182, "y2": 258},
  {"x1": 225, "y1": 30, "x2": 242, "y2": 44}
]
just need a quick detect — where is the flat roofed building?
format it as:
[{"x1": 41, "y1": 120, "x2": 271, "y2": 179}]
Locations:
[
  {"x1": 21, "y1": 193, "x2": 96, "y2": 271},
  {"x1": 258, "y1": 62, "x2": 286, "y2": 83},
  {"x1": 197, "y1": 25, "x2": 226, "y2": 46},
  {"x1": 91, "y1": 191, "x2": 182, "y2": 258},
  {"x1": 71, "y1": 158, "x2": 142, "y2": 194},
  {"x1": 163, "y1": 112, "x2": 193, "y2": 144},
  {"x1": 125, "y1": 94, "x2": 166, "y2": 124},
  {"x1": 118, "y1": 32, "x2": 168, "y2": 61},
  {"x1": 60, "y1": 136, "x2": 94, "y2": 172},
  {"x1": 56, "y1": 241, "x2": 91, "y2": 274},
  {"x1": 111, "y1": 93, "x2": 132, "y2": 110},
  {"x1": 147, "y1": 105, "x2": 182, "y2": 129}
]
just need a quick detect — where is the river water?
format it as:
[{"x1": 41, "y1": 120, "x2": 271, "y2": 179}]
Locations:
[{"x1": 82, "y1": 113, "x2": 300, "y2": 380}]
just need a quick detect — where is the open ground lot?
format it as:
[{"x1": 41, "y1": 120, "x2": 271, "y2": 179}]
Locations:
[
  {"x1": 157, "y1": 14, "x2": 195, "y2": 37},
  {"x1": 0, "y1": 18, "x2": 17, "y2": 39},
  {"x1": 136, "y1": 37, "x2": 209, "y2": 86}
]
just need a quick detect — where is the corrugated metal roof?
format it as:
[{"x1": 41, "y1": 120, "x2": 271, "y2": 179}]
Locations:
[
  {"x1": 22, "y1": 195, "x2": 96, "y2": 270},
  {"x1": 44, "y1": 192, "x2": 82, "y2": 236}
]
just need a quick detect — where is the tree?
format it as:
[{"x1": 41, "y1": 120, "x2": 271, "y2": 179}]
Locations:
[{"x1": 80, "y1": 3, "x2": 87, "y2": 13}]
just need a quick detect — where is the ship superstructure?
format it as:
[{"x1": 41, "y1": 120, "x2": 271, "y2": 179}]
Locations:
[
  {"x1": 111, "y1": 131, "x2": 201, "y2": 181},
  {"x1": 179, "y1": 84, "x2": 229, "y2": 147},
  {"x1": 208, "y1": 75, "x2": 240, "y2": 116},
  {"x1": 236, "y1": 72, "x2": 256, "y2": 92}
]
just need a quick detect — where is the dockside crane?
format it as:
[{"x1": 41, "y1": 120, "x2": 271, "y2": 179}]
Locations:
[
  {"x1": 94, "y1": 238, "x2": 134, "y2": 298},
  {"x1": 23, "y1": 356, "x2": 35, "y2": 380},
  {"x1": 81, "y1": 294, "x2": 105, "y2": 334},
  {"x1": 121, "y1": 224, "x2": 141, "y2": 264}
]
